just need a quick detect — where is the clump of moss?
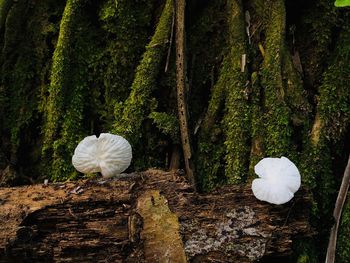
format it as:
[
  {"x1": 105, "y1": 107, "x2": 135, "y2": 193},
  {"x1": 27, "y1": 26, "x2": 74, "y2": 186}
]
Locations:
[
  {"x1": 96, "y1": 0, "x2": 155, "y2": 129},
  {"x1": 249, "y1": 72, "x2": 264, "y2": 178},
  {"x1": 149, "y1": 112, "x2": 179, "y2": 143},
  {"x1": 293, "y1": 239, "x2": 319, "y2": 263},
  {"x1": 298, "y1": 14, "x2": 350, "y2": 261},
  {"x1": 222, "y1": 0, "x2": 250, "y2": 184},
  {"x1": 112, "y1": 0, "x2": 173, "y2": 169},
  {"x1": 195, "y1": 55, "x2": 227, "y2": 190},
  {"x1": 188, "y1": 0, "x2": 228, "y2": 190},
  {"x1": 42, "y1": 0, "x2": 97, "y2": 181},
  {"x1": 0, "y1": 0, "x2": 13, "y2": 34},
  {"x1": 0, "y1": 0, "x2": 31, "y2": 162},
  {"x1": 294, "y1": 0, "x2": 338, "y2": 88},
  {"x1": 0, "y1": 0, "x2": 65, "y2": 178},
  {"x1": 260, "y1": 0, "x2": 292, "y2": 157}
]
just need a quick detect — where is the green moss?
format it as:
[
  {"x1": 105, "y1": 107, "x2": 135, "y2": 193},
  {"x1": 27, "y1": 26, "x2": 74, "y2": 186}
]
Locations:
[
  {"x1": 0, "y1": 0, "x2": 65, "y2": 175},
  {"x1": 187, "y1": 0, "x2": 227, "y2": 123},
  {"x1": 222, "y1": 0, "x2": 250, "y2": 184},
  {"x1": 196, "y1": 128, "x2": 226, "y2": 191},
  {"x1": 0, "y1": 0, "x2": 30, "y2": 157},
  {"x1": 293, "y1": 239, "x2": 319, "y2": 263},
  {"x1": 0, "y1": 0, "x2": 12, "y2": 33},
  {"x1": 282, "y1": 49, "x2": 311, "y2": 130},
  {"x1": 318, "y1": 36, "x2": 350, "y2": 142},
  {"x1": 195, "y1": 0, "x2": 250, "y2": 189},
  {"x1": 42, "y1": 0, "x2": 96, "y2": 181},
  {"x1": 249, "y1": 71, "x2": 264, "y2": 178},
  {"x1": 318, "y1": 21, "x2": 350, "y2": 261},
  {"x1": 112, "y1": 0, "x2": 173, "y2": 169},
  {"x1": 303, "y1": 18, "x2": 350, "y2": 187},
  {"x1": 297, "y1": 15, "x2": 350, "y2": 261},
  {"x1": 196, "y1": 61, "x2": 227, "y2": 190},
  {"x1": 43, "y1": 0, "x2": 85, "y2": 154},
  {"x1": 260, "y1": 0, "x2": 292, "y2": 157},
  {"x1": 149, "y1": 112, "x2": 179, "y2": 143},
  {"x1": 41, "y1": 0, "x2": 161, "y2": 180},
  {"x1": 97, "y1": 0, "x2": 154, "y2": 129},
  {"x1": 296, "y1": 0, "x2": 337, "y2": 86}
]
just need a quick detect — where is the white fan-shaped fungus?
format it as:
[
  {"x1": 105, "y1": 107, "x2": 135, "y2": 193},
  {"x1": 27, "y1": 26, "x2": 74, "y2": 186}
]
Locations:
[
  {"x1": 72, "y1": 133, "x2": 132, "y2": 177},
  {"x1": 251, "y1": 156, "x2": 301, "y2": 205}
]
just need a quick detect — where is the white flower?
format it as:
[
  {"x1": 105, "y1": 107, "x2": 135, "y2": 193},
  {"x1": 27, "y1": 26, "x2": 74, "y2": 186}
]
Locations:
[
  {"x1": 251, "y1": 156, "x2": 301, "y2": 205},
  {"x1": 72, "y1": 133, "x2": 132, "y2": 177}
]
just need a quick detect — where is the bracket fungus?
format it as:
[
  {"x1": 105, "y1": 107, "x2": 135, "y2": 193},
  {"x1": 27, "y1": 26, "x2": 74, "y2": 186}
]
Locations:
[
  {"x1": 72, "y1": 133, "x2": 132, "y2": 177},
  {"x1": 251, "y1": 157, "x2": 301, "y2": 205}
]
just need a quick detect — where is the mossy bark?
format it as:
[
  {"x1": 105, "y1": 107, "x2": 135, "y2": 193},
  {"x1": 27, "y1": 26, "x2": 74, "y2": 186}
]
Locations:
[
  {"x1": 0, "y1": 0, "x2": 13, "y2": 34},
  {"x1": 0, "y1": 0, "x2": 65, "y2": 175},
  {"x1": 196, "y1": 0, "x2": 250, "y2": 189},
  {"x1": 42, "y1": 0, "x2": 90, "y2": 181},
  {"x1": 112, "y1": 0, "x2": 173, "y2": 169},
  {"x1": 259, "y1": 0, "x2": 292, "y2": 157},
  {"x1": 222, "y1": 0, "x2": 250, "y2": 184}
]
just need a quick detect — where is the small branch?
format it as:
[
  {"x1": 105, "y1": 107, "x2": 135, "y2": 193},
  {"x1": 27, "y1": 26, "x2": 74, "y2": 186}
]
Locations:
[
  {"x1": 174, "y1": 0, "x2": 195, "y2": 189},
  {"x1": 325, "y1": 155, "x2": 350, "y2": 263},
  {"x1": 165, "y1": 5, "x2": 175, "y2": 73}
]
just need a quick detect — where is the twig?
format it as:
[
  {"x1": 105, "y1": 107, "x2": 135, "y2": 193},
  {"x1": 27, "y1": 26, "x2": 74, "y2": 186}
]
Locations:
[
  {"x1": 325, "y1": 155, "x2": 350, "y2": 263},
  {"x1": 165, "y1": 5, "x2": 175, "y2": 72},
  {"x1": 245, "y1": 11, "x2": 251, "y2": 45}
]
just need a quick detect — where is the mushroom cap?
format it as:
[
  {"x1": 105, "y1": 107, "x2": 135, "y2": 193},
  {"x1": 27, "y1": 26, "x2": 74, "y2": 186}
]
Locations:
[
  {"x1": 72, "y1": 133, "x2": 132, "y2": 177},
  {"x1": 251, "y1": 156, "x2": 301, "y2": 205}
]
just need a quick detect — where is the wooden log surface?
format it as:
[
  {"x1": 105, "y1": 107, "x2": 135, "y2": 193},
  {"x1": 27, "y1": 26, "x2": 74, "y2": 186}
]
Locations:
[{"x1": 0, "y1": 169, "x2": 313, "y2": 262}]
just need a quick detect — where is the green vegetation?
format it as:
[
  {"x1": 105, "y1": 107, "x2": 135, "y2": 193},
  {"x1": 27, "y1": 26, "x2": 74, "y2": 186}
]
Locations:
[
  {"x1": 0, "y1": 0, "x2": 349, "y2": 261},
  {"x1": 112, "y1": 0, "x2": 173, "y2": 169},
  {"x1": 335, "y1": 0, "x2": 350, "y2": 7}
]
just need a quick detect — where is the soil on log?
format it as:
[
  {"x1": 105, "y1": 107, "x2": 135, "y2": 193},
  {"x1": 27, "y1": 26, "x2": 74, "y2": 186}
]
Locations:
[{"x1": 0, "y1": 169, "x2": 313, "y2": 262}]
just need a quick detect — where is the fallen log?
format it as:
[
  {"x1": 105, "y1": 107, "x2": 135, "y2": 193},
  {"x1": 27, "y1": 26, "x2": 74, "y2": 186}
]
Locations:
[{"x1": 0, "y1": 169, "x2": 313, "y2": 262}]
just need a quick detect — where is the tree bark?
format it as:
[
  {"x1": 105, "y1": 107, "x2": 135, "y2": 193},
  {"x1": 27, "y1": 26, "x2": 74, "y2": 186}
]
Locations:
[
  {"x1": 175, "y1": 0, "x2": 195, "y2": 188},
  {"x1": 0, "y1": 170, "x2": 313, "y2": 262}
]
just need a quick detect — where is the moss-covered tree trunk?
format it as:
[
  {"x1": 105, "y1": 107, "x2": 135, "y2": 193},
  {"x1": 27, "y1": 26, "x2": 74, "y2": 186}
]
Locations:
[{"x1": 0, "y1": 0, "x2": 350, "y2": 261}]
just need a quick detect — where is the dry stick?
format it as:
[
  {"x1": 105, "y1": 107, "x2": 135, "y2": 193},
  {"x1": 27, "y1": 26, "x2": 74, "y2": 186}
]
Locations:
[
  {"x1": 325, "y1": 155, "x2": 350, "y2": 263},
  {"x1": 175, "y1": 0, "x2": 196, "y2": 189},
  {"x1": 165, "y1": 5, "x2": 175, "y2": 73}
]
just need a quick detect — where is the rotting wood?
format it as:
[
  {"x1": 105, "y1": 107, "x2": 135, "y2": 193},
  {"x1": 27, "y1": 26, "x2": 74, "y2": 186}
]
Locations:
[
  {"x1": 137, "y1": 190, "x2": 187, "y2": 263},
  {"x1": 175, "y1": 0, "x2": 195, "y2": 188},
  {"x1": 0, "y1": 169, "x2": 313, "y2": 262}
]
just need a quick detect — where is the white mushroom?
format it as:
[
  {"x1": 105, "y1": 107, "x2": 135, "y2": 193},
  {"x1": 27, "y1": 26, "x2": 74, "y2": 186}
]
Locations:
[
  {"x1": 251, "y1": 156, "x2": 301, "y2": 205},
  {"x1": 72, "y1": 133, "x2": 132, "y2": 177}
]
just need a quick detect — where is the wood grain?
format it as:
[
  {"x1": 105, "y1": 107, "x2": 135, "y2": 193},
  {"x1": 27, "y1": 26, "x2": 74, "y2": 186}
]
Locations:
[{"x1": 0, "y1": 169, "x2": 313, "y2": 262}]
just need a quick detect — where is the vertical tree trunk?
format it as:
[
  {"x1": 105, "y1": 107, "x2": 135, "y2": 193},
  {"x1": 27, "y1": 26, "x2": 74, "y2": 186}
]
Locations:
[{"x1": 175, "y1": 0, "x2": 195, "y2": 188}]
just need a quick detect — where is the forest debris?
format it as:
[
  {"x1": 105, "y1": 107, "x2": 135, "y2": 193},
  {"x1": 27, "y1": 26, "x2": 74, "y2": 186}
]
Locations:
[{"x1": 70, "y1": 185, "x2": 84, "y2": 195}]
